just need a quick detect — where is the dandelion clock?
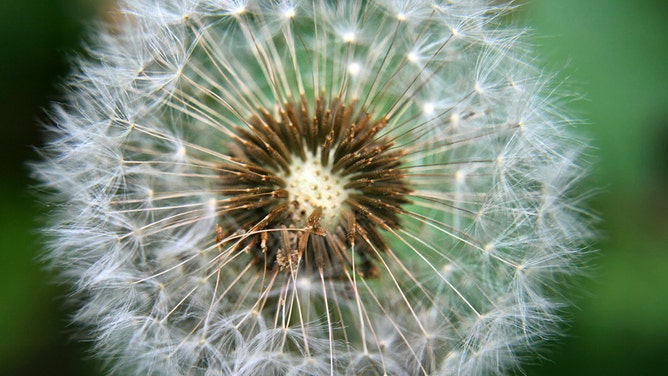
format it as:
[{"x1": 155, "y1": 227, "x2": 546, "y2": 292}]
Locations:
[{"x1": 34, "y1": 0, "x2": 594, "y2": 375}]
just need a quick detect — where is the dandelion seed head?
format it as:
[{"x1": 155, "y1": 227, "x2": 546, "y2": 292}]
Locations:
[
  {"x1": 283, "y1": 8, "x2": 295, "y2": 19},
  {"x1": 422, "y1": 102, "x2": 436, "y2": 116},
  {"x1": 348, "y1": 62, "x2": 362, "y2": 76},
  {"x1": 34, "y1": 0, "x2": 594, "y2": 375},
  {"x1": 342, "y1": 31, "x2": 357, "y2": 44}
]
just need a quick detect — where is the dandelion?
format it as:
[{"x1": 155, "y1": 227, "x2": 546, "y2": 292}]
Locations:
[{"x1": 35, "y1": 0, "x2": 593, "y2": 375}]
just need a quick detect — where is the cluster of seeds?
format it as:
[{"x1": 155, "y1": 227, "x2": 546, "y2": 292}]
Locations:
[{"x1": 219, "y1": 97, "x2": 411, "y2": 278}]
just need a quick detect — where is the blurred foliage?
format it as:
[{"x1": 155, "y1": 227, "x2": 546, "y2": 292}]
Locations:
[
  {"x1": 523, "y1": 1, "x2": 668, "y2": 374},
  {"x1": 0, "y1": 0, "x2": 666, "y2": 375},
  {"x1": 0, "y1": 1, "x2": 110, "y2": 375}
]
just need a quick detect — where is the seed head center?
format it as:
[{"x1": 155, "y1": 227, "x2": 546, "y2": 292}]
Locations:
[
  {"x1": 281, "y1": 150, "x2": 350, "y2": 229},
  {"x1": 219, "y1": 97, "x2": 412, "y2": 278}
]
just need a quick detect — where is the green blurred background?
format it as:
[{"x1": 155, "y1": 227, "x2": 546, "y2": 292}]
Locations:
[{"x1": 1, "y1": 0, "x2": 666, "y2": 374}]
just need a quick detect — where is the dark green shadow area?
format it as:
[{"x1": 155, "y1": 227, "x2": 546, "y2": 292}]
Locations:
[
  {"x1": 525, "y1": 0, "x2": 668, "y2": 374},
  {"x1": 0, "y1": 0, "x2": 107, "y2": 375},
  {"x1": 0, "y1": 185, "x2": 101, "y2": 376}
]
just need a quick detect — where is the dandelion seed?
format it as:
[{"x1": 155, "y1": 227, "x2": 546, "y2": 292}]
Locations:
[{"x1": 35, "y1": 1, "x2": 593, "y2": 375}]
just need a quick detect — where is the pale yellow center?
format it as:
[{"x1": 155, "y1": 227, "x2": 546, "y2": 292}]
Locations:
[{"x1": 280, "y1": 151, "x2": 349, "y2": 229}]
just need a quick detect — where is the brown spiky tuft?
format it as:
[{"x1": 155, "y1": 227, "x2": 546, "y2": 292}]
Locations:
[{"x1": 217, "y1": 97, "x2": 412, "y2": 279}]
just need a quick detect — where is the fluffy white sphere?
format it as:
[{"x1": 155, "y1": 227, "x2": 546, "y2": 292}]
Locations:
[{"x1": 35, "y1": 0, "x2": 594, "y2": 375}]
